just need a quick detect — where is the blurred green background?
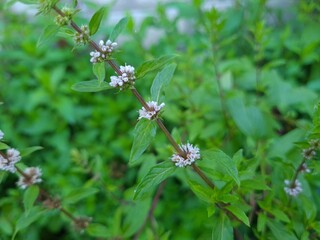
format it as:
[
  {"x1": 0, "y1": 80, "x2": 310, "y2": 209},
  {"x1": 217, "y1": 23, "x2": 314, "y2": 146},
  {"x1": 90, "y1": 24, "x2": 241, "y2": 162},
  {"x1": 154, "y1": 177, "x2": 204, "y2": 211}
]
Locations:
[{"x1": 1, "y1": 0, "x2": 320, "y2": 239}]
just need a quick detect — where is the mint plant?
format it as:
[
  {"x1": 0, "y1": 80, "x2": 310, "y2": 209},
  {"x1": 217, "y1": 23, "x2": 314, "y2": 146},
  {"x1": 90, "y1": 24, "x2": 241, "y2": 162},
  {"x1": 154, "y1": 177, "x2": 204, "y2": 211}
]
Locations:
[{"x1": 1, "y1": 0, "x2": 320, "y2": 239}]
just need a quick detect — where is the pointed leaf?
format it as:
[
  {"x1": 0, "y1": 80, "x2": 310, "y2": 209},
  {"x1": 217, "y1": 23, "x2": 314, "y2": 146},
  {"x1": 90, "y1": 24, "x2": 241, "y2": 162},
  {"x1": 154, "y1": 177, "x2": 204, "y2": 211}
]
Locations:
[
  {"x1": 134, "y1": 161, "x2": 175, "y2": 200},
  {"x1": 198, "y1": 149, "x2": 240, "y2": 186},
  {"x1": 110, "y1": 17, "x2": 129, "y2": 41},
  {"x1": 267, "y1": 220, "x2": 298, "y2": 240},
  {"x1": 63, "y1": 188, "x2": 99, "y2": 204},
  {"x1": 37, "y1": 25, "x2": 60, "y2": 47},
  {"x1": 130, "y1": 119, "x2": 157, "y2": 165},
  {"x1": 72, "y1": 80, "x2": 113, "y2": 92},
  {"x1": 15, "y1": 206, "x2": 45, "y2": 232},
  {"x1": 136, "y1": 55, "x2": 177, "y2": 79},
  {"x1": 212, "y1": 213, "x2": 233, "y2": 240},
  {"x1": 89, "y1": 7, "x2": 107, "y2": 36},
  {"x1": 93, "y1": 62, "x2": 105, "y2": 83},
  {"x1": 225, "y1": 205, "x2": 250, "y2": 227},
  {"x1": 23, "y1": 185, "x2": 39, "y2": 214},
  {"x1": 151, "y1": 63, "x2": 176, "y2": 102},
  {"x1": 86, "y1": 223, "x2": 112, "y2": 237},
  {"x1": 20, "y1": 146, "x2": 43, "y2": 157}
]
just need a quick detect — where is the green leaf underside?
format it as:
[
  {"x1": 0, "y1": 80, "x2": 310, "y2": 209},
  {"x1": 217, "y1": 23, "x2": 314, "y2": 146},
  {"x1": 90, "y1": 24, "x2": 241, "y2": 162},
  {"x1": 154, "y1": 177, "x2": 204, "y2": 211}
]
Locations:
[
  {"x1": 23, "y1": 186, "x2": 39, "y2": 213},
  {"x1": 63, "y1": 188, "x2": 99, "y2": 204},
  {"x1": 225, "y1": 205, "x2": 250, "y2": 227},
  {"x1": 110, "y1": 17, "x2": 129, "y2": 41},
  {"x1": 86, "y1": 223, "x2": 112, "y2": 237},
  {"x1": 130, "y1": 119, "x2": 157, "y2": 165},
  {"x1": 72, "y1": 80, "x2": 112, "y2": 92},
  {"x1": 20, "y1": 146, "x2": 43, "y2": 157},
  {"x1": 212, "y1": 213, "x2": 233, "y2": 240},
  {"x1": 198, "y1": 149, "x2": 240, "y2": 186},
  {"x1": 134, "y1": 161, "x2": 176, "y2": 200},
  {"x1": 37, "y1": 25, "x2": 60, "y2": 47},
  {"x1": 151, "y1": 63, "x2": 177, "y2": 102},
  {"x1": 89, "y1": 7, "x2": 107, "y2": 36},
  {"x1": 136, "y1": 55, "x2": 177, "y2": 79},
  {"x1": 92, "y1": 62, "x2": 105, "y2": 83}
]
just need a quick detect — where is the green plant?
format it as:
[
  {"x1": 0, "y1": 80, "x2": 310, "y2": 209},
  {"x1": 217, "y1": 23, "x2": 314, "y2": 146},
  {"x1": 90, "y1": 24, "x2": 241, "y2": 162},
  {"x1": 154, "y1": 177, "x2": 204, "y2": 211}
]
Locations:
[{"x1": 1, "y1": 0, "x2": 320, "y2": 239}]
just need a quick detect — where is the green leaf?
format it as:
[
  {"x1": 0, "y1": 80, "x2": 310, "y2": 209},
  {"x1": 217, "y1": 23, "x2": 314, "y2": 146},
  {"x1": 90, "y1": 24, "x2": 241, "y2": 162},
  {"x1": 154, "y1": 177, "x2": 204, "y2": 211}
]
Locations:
[
  {"x1": 0, "y1": 171, "x2": 8, "y2": 184},
  {"x1": 15, "y1": 206, "x2": 45, "y2": 233},
  {"x1": 17, "y1": 0, "x2": 38, "y2": 4},
  {"x1": 211, "y1": 213, "x2": 233, "y2": 240},
  {"x1": 23, "y1": 185, "x2": 39, "y2": 214},
  {"x1": 185, "y1": 169, "x2": 214, "y2": 203},
  {"x1": 271, "y1": 209, "x2": 290, "y2": 223},
  {"x1": 130, "y1": 119, "x2": 157, "y2": 165},
  {"x1": 37, "y1": 25, "x2": 60, "y2": 47},
  {"x1": 136, "y1": 55, "x2": 177, "y2": 79},
  {"x1": 227, "y1": 96, "x2": 270, "y2": 139},
  {"x1": 198, "y1": 149, "x2": 240, "y2": 186},
  {"x1": 89, "y1": 7, "x2": 107, "y2": 36},
  {"x1": 0, "y1": 142, "x2": 9, "y2": 150},
  {"x1": 110, "y1": 17, "x2": 129, "y2": 41},
  {"x1": 150, "y1": 63, "x2": 176, "y2": 102},
  {"x1": 92, "y1": 62, "x2": 105, "y2": 83},
  {"x1": 134, "y1": 161, "x2": 176, "y2": 200},
  {"x1": 225, "y1": 205, "x2": 250, "y2": 227},
  {"x1": 86, "y1": 223, "x2": 112, "y2": 237},
  {"x1": 63, "y1": 188, "x2": 99, "y2": 204},
  {"x1": 72, "y1": 80, "x2": 113, "y2": 92},
  {"x1": 20, "y1": 146, "x2": 43, "y2": 157},
  {"x1": 257, "y1": 213, "x2": 267, "y2": 232},
  {"x1": 123, "y1": 199, "x2": 151, "y2": 237},
  {"x1": 267, "y1": 220, "x2": 298, "y2": 240}
]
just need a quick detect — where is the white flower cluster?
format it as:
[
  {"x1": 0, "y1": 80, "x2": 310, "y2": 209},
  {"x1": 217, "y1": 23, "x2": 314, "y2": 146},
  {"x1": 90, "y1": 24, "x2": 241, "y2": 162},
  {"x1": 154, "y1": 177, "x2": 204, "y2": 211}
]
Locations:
[
  {"x1": 74, "y1": 25, "x2": 90, "y2": 45},
  {"x1": 171, "y1": 143, "x2": 200, "y2": 167},
  {"x1": 0, "y1": 148, "x2": 21, "y2": 173},
  {"x1": 110, "y1": 65, "x2": 136, "y2": 89},
  {"x1": 284, "y1": 179, "x2": 303, "y2": 197},
  {"x1": 0, "y1": 130, "x2": 4, "y2": 140},
  {"x1": 90, "y1": 40, "x2": 117, "y2": 63},
  {"x1": 138, "y1": 101, "x2": 165, "y2": 120},
  {"x1": 17, "y1": 167, "x2": 42, "y2": 189}
]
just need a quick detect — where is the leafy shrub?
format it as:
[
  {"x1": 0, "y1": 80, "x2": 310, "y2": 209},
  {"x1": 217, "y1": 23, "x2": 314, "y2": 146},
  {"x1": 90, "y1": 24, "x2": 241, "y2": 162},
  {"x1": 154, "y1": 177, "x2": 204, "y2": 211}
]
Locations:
[{"x1": 0, "y1": 0, "x2": 320, "y2": 239}]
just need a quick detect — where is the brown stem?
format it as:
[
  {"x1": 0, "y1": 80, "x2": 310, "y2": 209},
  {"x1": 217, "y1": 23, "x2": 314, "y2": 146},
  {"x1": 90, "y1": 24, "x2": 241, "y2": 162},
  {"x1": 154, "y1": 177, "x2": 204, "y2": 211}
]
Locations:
[
  {"x1": 52, "y1": 4, "x2": 215, "y2": 190},
  {"x1": 15, "y1": 166, "x2": 83, "y2": 225},
  {"x1": 290, "y1": 158, "x2": 306, "y2": 188},
  {"x1": 192, "y1": 164, "x2": 215, "y2": 189},
  {"x1": 133, "y1": 181, "x2": 167, "y2": 240}
]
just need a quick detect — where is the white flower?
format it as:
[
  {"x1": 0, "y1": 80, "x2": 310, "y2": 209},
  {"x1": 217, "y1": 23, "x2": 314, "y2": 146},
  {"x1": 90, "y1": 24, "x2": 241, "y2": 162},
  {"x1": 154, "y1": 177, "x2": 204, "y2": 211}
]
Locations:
[
  {"x1": 0, "y1": 148, "x2": 21, "y2": 173},
  {"x1": 89, "y1": 39, "x2": 117, "y2": 63},
  {"x1": 109, "y1": 65, "x2": 136, "y2": 89},
  {"x1": 138, "y1": 101, "x2": 165, "y2": 120},
  {"x1": 171, "y1": 143, "x2": 200, "y2": 167},
  {"x1": 74, "y1": 25, "x2": 90, "y2": 45},
  {"x1": 302, "y1": 147, "x2": 316, "y2": 160},
  {"x1": 284, "y1": 179, "x2": 303, "y2": 197},
  {"x1": 7, "y1": 148, "x2": 21, "y2": 162},
  {"x1": 300, "y1": 163, "x2": 311, "y2": 173},
  {"x1": 0, "y1": 130, "x2": 4, "y2": 140},
  {"x1": 17, "y1": 167, "x2": 42, "y2": 189}
]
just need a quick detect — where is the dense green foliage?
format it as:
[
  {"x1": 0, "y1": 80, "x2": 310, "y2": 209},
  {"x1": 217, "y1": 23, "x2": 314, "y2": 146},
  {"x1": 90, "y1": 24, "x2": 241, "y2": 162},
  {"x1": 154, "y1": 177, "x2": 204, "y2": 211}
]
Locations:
[{"x1": 1, "y1": 0, "x2": 320, "y2": 239}]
